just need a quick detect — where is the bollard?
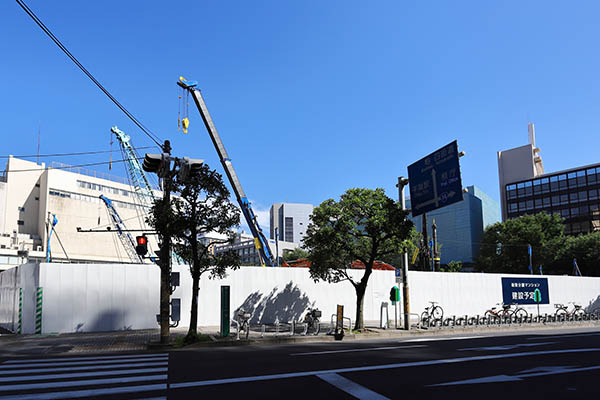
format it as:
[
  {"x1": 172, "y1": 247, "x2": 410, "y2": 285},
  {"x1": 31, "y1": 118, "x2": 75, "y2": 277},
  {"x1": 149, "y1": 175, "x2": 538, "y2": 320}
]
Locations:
[{"x1": 291, "y1": 320, "x2": 295, "y2": 336}]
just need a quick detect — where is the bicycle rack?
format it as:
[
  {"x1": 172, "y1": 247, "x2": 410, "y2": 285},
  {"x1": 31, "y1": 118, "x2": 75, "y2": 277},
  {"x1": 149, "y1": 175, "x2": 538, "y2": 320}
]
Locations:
[
  {"x1": 328, "y1": 314, "x2": 352, "y2": 334},
  {"x1": 231, "y1": 319, "x2": 240, "y2": 341}
]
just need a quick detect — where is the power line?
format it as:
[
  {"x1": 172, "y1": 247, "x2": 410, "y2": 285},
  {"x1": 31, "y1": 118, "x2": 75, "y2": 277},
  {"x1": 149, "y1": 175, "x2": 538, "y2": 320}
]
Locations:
[
  {"x1": 0, "y1": 146, "x2": 154, "y2": 159},
  {"x1": 0, "y1": 158, "x2": 142, "y2": 174},
  {"x1": 16, "y1": 0, "x2": 164, "y2": 148}
]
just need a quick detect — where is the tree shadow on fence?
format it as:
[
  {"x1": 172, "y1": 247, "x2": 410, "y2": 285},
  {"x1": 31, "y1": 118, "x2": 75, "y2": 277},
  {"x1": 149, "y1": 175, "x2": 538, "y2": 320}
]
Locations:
[{"x1": 234, "y1": 281, "x2": 312, "y2": 324}]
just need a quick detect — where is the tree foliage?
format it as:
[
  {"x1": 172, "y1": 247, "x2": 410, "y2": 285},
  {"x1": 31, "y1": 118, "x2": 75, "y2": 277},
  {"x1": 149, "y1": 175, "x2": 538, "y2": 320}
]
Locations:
[
  {"x1": 477, "y1": 213, "x2": 565, "y2": 274},
  {"x1": 303, "y1": 188, "x2": 413, "y2": 330},
  {"x1": 441, "y1": 260, "x2": 463, "y2": 272},
  {"x1": 148, "y1": 164, "x2": 241, "y2": 343}
]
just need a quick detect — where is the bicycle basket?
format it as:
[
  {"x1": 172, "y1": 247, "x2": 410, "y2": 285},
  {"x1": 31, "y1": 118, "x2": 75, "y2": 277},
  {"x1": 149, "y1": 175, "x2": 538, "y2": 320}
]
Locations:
[{"x1": 313, "y1": 310, "x2": 322, "y2": 318}]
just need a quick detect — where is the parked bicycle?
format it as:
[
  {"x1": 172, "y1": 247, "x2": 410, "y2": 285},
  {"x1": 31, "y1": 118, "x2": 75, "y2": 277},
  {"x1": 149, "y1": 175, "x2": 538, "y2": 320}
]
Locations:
[
  {"x1": 554, "y1": 302, "x2": 584, "y2": 321},
  {"x1": 236, "y1": 308, "x2": 252, "y2": 339},
  {"x1": 484, "y1": 303, "x2": 514, "y2": 319},
  {"x1": 485, "y1": 303, "x2": 528, "y2": 321},
  {"x1": 303, "y1": 308, "x2": 321, "y2": 335},
  {"x1": 421, "y1": 301, "x2": 444, "y2": 326}
]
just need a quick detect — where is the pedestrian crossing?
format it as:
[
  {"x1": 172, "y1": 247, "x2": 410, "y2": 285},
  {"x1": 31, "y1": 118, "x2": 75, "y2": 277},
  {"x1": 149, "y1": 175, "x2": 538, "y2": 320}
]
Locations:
[{"x1": 0, "y1": 352, "x2": 168, "y2": 399}]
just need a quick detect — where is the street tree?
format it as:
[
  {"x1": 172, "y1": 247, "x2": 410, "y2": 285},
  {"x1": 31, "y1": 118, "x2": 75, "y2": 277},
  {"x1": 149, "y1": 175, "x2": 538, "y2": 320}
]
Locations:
[
  {"x1": 148, "y1": 164, "x2": 240, "y2": 344},
  {"x1": 282, "y1": 248, "x2": 310, "y2": 262},
  {"x1": 477, "y1": 212, "x2": 565, "y2": 274},
  {"x1": 303, "y1": 188, "x2": 413, "y2": 330}
]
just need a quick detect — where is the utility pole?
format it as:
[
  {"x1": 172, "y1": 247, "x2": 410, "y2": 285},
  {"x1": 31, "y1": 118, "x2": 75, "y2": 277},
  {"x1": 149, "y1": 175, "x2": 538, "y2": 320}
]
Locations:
[
  {"x1": 159, "y1": 140, "x2": 172, "y2": 345},
  {"x1": 397, "y1": 177, "x2": 411, "y2": 330},
  {"x1": 432, "y1": 218, "x2": 440, "y2": 271},
  {"x1": 421, "y1": 213, "x2": 430, "y2": 271},
  {"x1": 275, "y1": 227, "x2": 279, "y2": 267}
]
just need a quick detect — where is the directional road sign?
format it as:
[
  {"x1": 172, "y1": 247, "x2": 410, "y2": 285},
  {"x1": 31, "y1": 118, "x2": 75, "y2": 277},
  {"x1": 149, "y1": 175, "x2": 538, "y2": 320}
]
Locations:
[{"x1": 407, "y1": 140, "x2": 463, "y2": 217}]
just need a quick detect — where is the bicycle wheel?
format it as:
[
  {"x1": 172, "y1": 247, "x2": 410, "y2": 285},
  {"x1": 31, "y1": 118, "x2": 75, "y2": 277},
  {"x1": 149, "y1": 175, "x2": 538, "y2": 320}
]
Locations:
[
  {"x1": 431, "y1": 306, "x2": 444, "y2": 321},
  {"x1": 313, "y1": 321, "x2": 320, "y2": 335},
  {"x1": 514, "y1": 308, "x2": 528, "y2": 319},
  {"x1": 555, "y1": 308, "x2": 567, "y2": 322},
  {"x1": 573, "y1": 309, "x2": 584, "y2": 321},
  {"x1": 420, "y1": 311, "x2": 430, "y2": 325}
]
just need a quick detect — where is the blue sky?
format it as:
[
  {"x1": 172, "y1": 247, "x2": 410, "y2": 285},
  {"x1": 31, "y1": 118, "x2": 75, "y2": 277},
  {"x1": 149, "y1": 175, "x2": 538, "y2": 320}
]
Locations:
[{"x1": 1, "y1": 1, "x2": 599, "y2": 230}]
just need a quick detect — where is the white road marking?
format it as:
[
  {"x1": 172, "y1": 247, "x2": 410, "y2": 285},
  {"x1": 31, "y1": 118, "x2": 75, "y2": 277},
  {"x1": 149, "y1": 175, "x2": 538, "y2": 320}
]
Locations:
[
  {"x1": 0, "y1": 373, "x2": 167, "y2": 391},
  {"x1": 430, "y1": 365, "x2": 600, "y2": 386},
  {"x1": 401, "y1": 336, "x2": 481, "y2": 342},
  {"x1": 527, "y1": 332, "x2": 600, "y2": 340},
  {"x1": 291, "y1": 345, "x2": 426, "y2": 356},
  {"x1": 4, "y1": 353, "x2": 168, "y2": 364},
  {"x1": 0, "y1": 383, "x2": 167, "y2": 400},
  {"x1": 317, "y1": 373, "x2": 390, "y2": 400},
  {"x1": 0, "y1": 356, "x2": 167, "y2": 369},
  {"x1": 0, "y1": 361, "x2": 167, "y2": 376},
  {"x1": 458, "y1": 342, "x2": 556, "y2": 351},
  {"x1": 170, "y1": 348, "x2": 600, "y2": 389},
  {"x1": 0, "y1": 367, "x2": 167, "y2": 383}
]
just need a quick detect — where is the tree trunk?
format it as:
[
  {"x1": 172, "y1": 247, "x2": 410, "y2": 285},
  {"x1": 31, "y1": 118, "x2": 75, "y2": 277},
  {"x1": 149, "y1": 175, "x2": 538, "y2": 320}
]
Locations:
[
  {"x1": 354, "y1": 282, "x2": 367, "y2": 331},
  {"x1": 186, "y1": 272, "x2": 200, "y2": 341}
]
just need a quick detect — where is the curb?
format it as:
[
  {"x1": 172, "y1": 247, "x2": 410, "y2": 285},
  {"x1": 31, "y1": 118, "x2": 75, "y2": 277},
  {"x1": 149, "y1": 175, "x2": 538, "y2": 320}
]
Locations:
[{"x1": 178, "y1": 321, "x2": 600, "y2": 349}]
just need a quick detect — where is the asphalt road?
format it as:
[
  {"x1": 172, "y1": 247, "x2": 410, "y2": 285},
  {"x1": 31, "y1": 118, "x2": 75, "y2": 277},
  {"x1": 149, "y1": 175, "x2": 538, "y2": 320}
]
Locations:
[{"x1": 1, "y1": 327, "x2": 599, "y2": 399}]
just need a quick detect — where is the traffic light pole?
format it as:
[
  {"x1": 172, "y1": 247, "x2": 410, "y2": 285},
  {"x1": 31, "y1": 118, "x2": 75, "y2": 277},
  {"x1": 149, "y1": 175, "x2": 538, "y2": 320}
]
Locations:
[
  {"x1": 160, "y1": 141, "x2": 172, "y2": 345},
  {"x1": 397, "y1": 177, "x2": 411, "y2": 331}
]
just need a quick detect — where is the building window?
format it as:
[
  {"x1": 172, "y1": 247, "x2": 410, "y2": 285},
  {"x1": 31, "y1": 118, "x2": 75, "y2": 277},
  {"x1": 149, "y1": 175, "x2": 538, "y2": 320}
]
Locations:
[
  {"x1": 284, "y1": 217, "x2": 294, "y2": 242},
  {"x1": 17, "y1": 220, "x2": 24, "y2": 225},
  {"x1": 590, "y1": 189, "x2": 598, "y2": 200},
  {"x1": 543, "y1": 197, "x2": 551, "y2": 208}
]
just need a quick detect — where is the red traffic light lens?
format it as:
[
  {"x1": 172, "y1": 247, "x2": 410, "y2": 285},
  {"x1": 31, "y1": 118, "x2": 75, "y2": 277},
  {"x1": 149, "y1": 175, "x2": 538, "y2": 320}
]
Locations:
[{"x1": 136, "y1": 236, "x2": 147, "y2": 245}]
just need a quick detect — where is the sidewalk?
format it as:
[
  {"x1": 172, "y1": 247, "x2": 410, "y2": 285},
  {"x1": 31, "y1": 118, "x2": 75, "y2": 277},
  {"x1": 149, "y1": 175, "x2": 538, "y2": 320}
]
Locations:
[{"x1": 1, "y1": 321, "x2": 599, "y2": 357}]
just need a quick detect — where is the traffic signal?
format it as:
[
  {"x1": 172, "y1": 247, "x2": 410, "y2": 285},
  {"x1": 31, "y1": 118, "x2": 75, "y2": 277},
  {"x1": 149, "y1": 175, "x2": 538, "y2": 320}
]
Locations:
[
  {"x1": 135, "y1": 235, "x2": 148, "y2": 256},
  {"x1": 177, "y1": 157, "x2": 204, "y2": 182},
  {"x1": 389, "y1": 286, "x2": 400, "y2": 303},
  {"x1": 143, "y1": 153, "x2": 170, "y2": 177}
]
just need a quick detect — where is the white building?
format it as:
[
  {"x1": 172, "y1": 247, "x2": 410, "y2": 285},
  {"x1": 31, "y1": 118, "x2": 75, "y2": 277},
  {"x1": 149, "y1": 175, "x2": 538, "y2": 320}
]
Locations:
[
  {"x1": 269, "y1": 203, "x2": 314, "y2": 244},
  {"x1": 212, "y1": 232, "x2": 298, "y2": 266},
  {"x1": 0, "y1": 157, "x2": 161, "y2": 270}
]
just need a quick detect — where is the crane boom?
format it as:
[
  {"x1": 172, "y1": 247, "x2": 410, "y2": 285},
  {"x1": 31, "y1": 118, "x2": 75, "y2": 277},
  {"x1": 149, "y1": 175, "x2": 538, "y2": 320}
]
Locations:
[
  {"x1": 99, "y1": 195, "x2": 143, "y2": 263},
  {"x1": 177, "y1": 77, "x2": 275, "y2": 267}
]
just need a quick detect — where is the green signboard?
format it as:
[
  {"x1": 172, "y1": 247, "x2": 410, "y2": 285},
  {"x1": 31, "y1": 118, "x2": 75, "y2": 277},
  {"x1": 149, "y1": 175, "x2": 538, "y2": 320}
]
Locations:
[{"x1": 220, "y1": 286, "x2": 230, "y2": 337}]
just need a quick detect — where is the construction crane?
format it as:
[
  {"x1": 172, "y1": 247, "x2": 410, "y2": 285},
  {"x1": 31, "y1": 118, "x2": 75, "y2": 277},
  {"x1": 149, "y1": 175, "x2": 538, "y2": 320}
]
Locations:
[
  {"x1": 177, "y1": 77, "x2": 276, "y2": 267},
  {"x1": 111, "y1": 126, "x2": 155, "y2": 208},
  {"x1": 99, "y1": 195, "x2": 143, "y2": 263}
]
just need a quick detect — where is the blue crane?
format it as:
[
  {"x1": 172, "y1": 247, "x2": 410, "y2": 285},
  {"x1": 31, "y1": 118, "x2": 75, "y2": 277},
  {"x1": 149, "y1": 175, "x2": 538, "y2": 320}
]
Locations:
[
  {"x1": 99, "y1": 195, "x2": 142, "y2": 263},
  {"x1": 177, "y1": 77, "x2": 276, "y2": 267}
]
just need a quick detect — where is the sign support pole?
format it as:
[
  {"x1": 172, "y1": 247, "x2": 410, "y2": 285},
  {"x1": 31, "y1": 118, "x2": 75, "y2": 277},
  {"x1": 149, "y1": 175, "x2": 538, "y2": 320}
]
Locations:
[{"x1": 397, "y1": 177, "x2": 411, "y2": 330}]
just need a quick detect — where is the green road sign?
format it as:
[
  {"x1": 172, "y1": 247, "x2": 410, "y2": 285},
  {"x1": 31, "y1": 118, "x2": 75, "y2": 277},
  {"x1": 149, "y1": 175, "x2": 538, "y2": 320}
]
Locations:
[{"x1": 533, "y1": 288, "x2": 542, "y2": 303}]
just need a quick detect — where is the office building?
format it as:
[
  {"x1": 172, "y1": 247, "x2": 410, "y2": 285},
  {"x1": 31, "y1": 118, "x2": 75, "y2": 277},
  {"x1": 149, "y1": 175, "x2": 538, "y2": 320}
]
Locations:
[
  {"x1": 0, "y1": 156, "x2": 160, "y2": 270},
  {"x1": 212, "y1": 232, "x2": 298, "y2": 266},
  {"x1": 269, "y1": 203, "x2": 314, "y2": 244},
  {"x1": 408, "y1": 185, "x2": 500, "y2": 265},
  {"x1": 498, "y1": 124, "x2": 600, "y2": 234}
]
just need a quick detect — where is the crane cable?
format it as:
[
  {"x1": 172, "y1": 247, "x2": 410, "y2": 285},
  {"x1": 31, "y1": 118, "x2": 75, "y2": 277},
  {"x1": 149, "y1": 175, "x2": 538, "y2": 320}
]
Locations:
[{"x1": 16, "y1": 0, "x2": 164, "y2": 149}]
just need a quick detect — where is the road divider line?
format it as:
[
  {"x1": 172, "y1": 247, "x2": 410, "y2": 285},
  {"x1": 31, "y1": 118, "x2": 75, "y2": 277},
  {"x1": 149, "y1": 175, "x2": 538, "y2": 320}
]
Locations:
[
  {"x1": 401, "y1": 336, "x2": 481, "y2": 342},
  {"x1": 0, "y1": 383, "x2": 167, "y2": 400},
  {"x1": 3, "y1": 353, "x2": 168, "y2": 364},
  {"x1": 0, "y1": 374, "x2": 167, "y2": 392},
  {"x1": 0, "y1": 362, "x2": 167, "y2": 376},
  {"x1": 458, "y1": 342, "x2": 556, "y2": 351},
  {"x1": 170, "y1": 348, "x2": 600, "y2": 389},
  {"x1": 317, "y1": 373, "x2": 390, "y2": 400},
  {"x1": 0, "y1": 357, "x2": 168, "y2": 370},
  {"x1": 0, "y1": 367, "x2": 167, "y2": 383},
  {"x1": 527, "y1": 333, "x2": 600, "y2": 340},
  {"x1": 290, "y1": 345, "x2": 426, "y2": 356}
]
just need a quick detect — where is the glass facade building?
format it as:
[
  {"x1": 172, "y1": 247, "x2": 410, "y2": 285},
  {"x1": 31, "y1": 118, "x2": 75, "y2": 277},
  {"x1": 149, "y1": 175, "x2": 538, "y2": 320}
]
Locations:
[{"x1": 504, "y1": 163, "x2": 600, "y2": 235}]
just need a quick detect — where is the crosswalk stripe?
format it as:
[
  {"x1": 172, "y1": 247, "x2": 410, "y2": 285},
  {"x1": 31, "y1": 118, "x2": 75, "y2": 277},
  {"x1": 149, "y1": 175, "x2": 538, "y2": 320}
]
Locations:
[
  {"x1": 0, "y1": 361, "x2": 167, "y2": 376},
  {"x1": 0, "y1": 373, "x2": 167, "y2": 392},
  {"x1": 4, "y1": 353, "x2": 168, "y2": 364},
  {"x1": 0, "y1": 383, "x2": 168, "y2": 400},
  {"x1": 0, "y1": 357, "x2": 167, "y2": 369},
  {"x1": 0, "y1": 367, "x2": 167, "y2": 383}
]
